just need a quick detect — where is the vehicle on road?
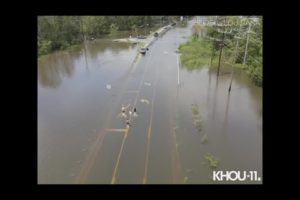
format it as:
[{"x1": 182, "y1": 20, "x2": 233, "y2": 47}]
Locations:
[
  {"x1": 139, "y1": 47, "x2": 149, "y2": 54},
  {"x1": 137, "y1": 35, "x2": 147, "y2": 39}
]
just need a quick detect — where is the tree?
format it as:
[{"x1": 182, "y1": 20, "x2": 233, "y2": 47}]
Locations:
[
  {"x1": 131, "y1": 24, "x2": 138, "y2": 37},
  {"x1": 192, "y1": 23, "x2": 202, "y2": 39},
  {"x1": 38, "y1": 16, "x2": 177, "y2": 57},
  {"x1": 109, "y1": 23, "x2": 118, "y2": 35},
  {"x1": 204, "y1": 16, "x2": 262, "y2": 86}
]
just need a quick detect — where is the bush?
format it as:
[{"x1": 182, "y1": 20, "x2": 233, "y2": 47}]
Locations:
[
  {"x1": 179, "y1": 39, "x2": 212, "y2": 70},
  {"x1": 248, "y1": 66, "x2": 262, "y2": 86},
  {"x1": 204, "y1": 153, "x2": 219, "y2": 168},
  {"x1": 191, "y1": 104, "x2": 199, "y2": 115},
  {"x1": 201, "y1": 134, "x2": 208, "y2": 144},
  {"x1": 245, "y1": 56, "x2": 262, "y2": 87},
  {"x1": 109, "y1": 23, "x2": 119, "y2": 35},
  {"x1": 38, "y1": 39, "x2": 52, "y2": 56}
]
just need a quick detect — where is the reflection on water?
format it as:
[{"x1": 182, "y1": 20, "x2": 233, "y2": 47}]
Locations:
[
  {"x1": 38, "y1": 52, "x2": 76, "y2": 88},
  {"x1": 38, "y1": 38, "x2": 135, "y2": 89},
  {"x1": 176, "y1": 63, "x2": 262, "y2": 183},
  {"x1": 38, "y1": 35, "x2": 139, "y2": 183},
  {"x1": 87, "y1": 39, "x2": 134, "y2": 59},
  {"x1": 38, "y1": 28, "x2": 158, "y2": 89},
  {"x1": 223, "y1": 92, "x2": 231, "y2": 130}
]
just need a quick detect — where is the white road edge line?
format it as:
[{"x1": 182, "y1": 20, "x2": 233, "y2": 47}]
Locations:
[{"x1": 177, "y1": 54, "x2": 180, "y2": 86}]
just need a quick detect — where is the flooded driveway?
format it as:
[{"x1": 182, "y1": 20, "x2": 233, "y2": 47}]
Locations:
[{"x1": 38, "y1": 21, "x2": 262, "y2": 184}]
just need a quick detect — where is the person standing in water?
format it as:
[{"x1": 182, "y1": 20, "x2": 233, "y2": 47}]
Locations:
[
  {"x1": 126, "y1": 118, "x2": 131, "y2": 128},
  {"x1": 129, "y1": 107, "x2": 138, "y2": 117},
  {"x1": 120, "y1": 104, "x2": 130, "y2": 118},
  {"x1": 133, "y1": 107, "x2": 138, "y2": 117}
]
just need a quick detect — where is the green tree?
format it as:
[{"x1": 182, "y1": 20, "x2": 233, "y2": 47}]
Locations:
[
  {"x1": 192, "y1": 23, "x2": 202, "y2": 39},
  {"x1": 38, "y1": 16, "x2": 179, "y2": 57},
  {"x1": 109, "y1": 23, "x2": 118, "y2": 35}
]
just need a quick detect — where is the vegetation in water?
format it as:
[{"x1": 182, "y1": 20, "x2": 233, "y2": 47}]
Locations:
[
  {"x1": 193, "y1": 119, "x2": 202, "y2": 131},
  {"x1": 204, "y1": 153, "x2": 219, "y2": 168},
  {"x1": 178, "y1": 16, "x2": 262, "y2": 86},
  {"x1": 109, "y1": 23, "x2": 119, "y2": 36},
  {"x1": 201, "y1": 134, "x2": 208, "y2": 144},
  {"x1": 179, "y1": 38, "x2": 212, "y2": 70},
  {"x1": 191, "y1": 103, "x2": 199, "y2": 115},
  {"x1": 191, "y1": 104, "x2": 203, "y2": 132},
  {"x1": 183, "y1": 176, "x2": 189, "y2": 183}
]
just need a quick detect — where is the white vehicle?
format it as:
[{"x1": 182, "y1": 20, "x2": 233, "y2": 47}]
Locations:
[{"x1": 139, "y1": 47, "x2": 149, "y2": 54}]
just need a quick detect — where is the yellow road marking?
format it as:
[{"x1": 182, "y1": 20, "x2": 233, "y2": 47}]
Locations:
[
  {"x1": 111, "y1": 45, "x2": 157, "y2": 184},
  {"x1": 105, "y1": 129, "x2": 127, "y2": 132},
  {"x1": 170, "y1": 123, "x2": 184, "y2": 183},
  {"x1": 75, "y1": 129, "x2": 106, "y2": 183},
  {"x1": 111, "y1": 129, "x2": 129, "y2": 184},
  {"x1": 75, "y1": 45, "x2": 157, "y2": 184},
  {"x1": 77, "y1": 43, "x2": 158, "y2": 184},
  {"x1": 142, "y1": 75, "x2": 158, "y2": 184},
  {"x1": 142, "y1": 126, "x2": 152, "y2": 184}
]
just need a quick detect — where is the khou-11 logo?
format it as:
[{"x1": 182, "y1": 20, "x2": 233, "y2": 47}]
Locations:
[{"x1": 213, "y1": 171, "x2": 261, "y2": 182}]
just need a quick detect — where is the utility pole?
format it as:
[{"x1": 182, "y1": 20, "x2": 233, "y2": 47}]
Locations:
[
  {"x1": 217, "y1": 31, "x2": 225, "y2": 77},
  {"x1": 210, "y1": 48, "x2": 215, "y2": 67},
  {"x1": 228, "y1": 39, "x2": 239, "y2": 93},
  {"x1": 210, "y1": 16, "x2": 218, "y2": 67},
  {"x1": 243, "y1": 21, "x2": 252, "y2": 66},
  {"x1": 228, "y1": 22, "x2": 242, "y2": 93},
  {"x1": 80, "y1": 17, "x2": 86, "y2": 42},
  {"x1": 217, "y1": 17, "x2": 226, "y2": 77}
]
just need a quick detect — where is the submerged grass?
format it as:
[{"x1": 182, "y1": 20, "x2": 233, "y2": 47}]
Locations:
[
  {"x1": 183, "y1": 176, "x2": 189, "y2": 183},
  {"x1": 193, "y1": 119, "x2": 202, "y2": 131},
  {"x1": 201, "y1": 134, "x2": 208, "y2": 144},
  {"x1": 178, "y1": 38, "x2": 214, "y2": 70},
  {"x1": 204, "y1": 153, "x2": 219, "y2": 168},
  {"x1": 191, "y1": 103, "x2": 203, "y2": 132},
  {"x1": 191, "y1": 104, "x2": 199, "y2": 115},
  {"x1": 38, "y1": 54, "x2": 48, "y2": 63}
]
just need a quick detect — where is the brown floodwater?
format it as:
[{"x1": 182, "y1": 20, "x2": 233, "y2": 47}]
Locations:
[{"x1": 38, "y1": 20, "x2": 262, "y2": 184}]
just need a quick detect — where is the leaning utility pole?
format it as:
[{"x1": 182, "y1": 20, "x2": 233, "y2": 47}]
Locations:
[
  {"x1": 217, "y1": 17, "x2": 226, "y2": 77},
  {"x1": 217, "y1": 31, "x2": 225, "y2": 77},
  {"x1": 228, "y1": 39, "x2": 239, "y2": 93},
  {"x1": 243, "y1": 21, "x2": 252, "y2": 66},
  {"x1": 209, "y1": 16, "x2": 218, "y2": 67}
]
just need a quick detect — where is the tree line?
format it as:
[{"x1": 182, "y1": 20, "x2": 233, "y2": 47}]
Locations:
[
  {"x1": 38, "y1": 16, "x2": 181, "y2": 57},
  {"x1": 181, "y1": 16, "x2": 262, "y2": 87},
  {"x1": 206, "y1": 16, "x2": 262, "y2": 86}
]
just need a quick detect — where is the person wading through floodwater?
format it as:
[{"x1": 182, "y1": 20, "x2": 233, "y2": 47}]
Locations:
[
  {"x1": 129, "y1": 106, "x2": 138, "y2": 117},
  {"x1": 119, "y1": 104, "x2": 130, "y2": 118},
  {"x1": 133, "y1": 107, "x2": 138, "y2": 117},
  {"x1": 126, "y1": 118, "x2": 131, "y2": 128}
]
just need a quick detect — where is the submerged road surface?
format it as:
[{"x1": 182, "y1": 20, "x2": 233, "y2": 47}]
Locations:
[{"x1": 74, "y1": 25, "x2": 189, "y2": 184}]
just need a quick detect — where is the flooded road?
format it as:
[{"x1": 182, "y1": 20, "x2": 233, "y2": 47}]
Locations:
[{"x1": 38, "y1": 21, "x2": 262, "y2": 184}]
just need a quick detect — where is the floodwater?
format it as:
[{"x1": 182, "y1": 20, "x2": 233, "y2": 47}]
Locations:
[{"x1": 38, "y1": 20, "x2": 262, "y2": 184}]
